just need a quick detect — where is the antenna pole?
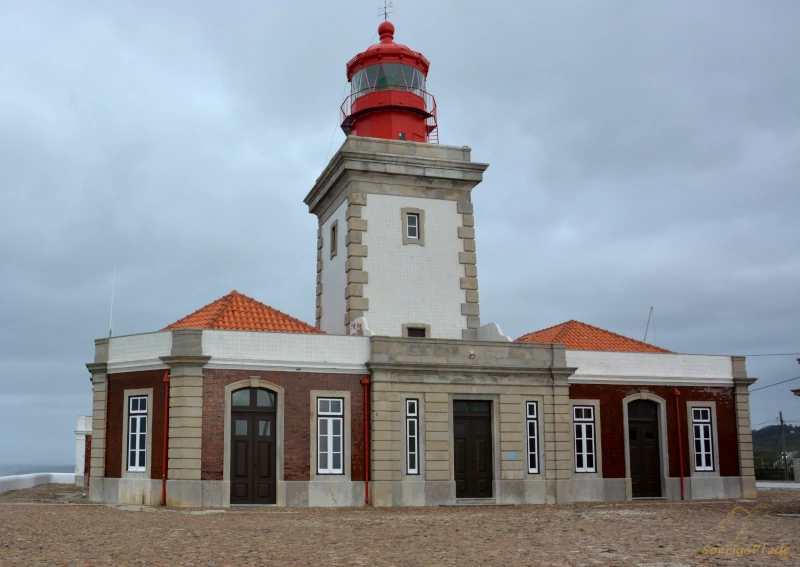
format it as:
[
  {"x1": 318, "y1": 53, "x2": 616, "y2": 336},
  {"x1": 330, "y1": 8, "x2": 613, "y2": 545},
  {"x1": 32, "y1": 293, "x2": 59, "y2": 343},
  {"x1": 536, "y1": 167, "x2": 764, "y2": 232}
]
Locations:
[
  {"x1": 643, "y1": 306, "x2": 653, "y2": 342},
  {"x1": 109, "y1": 262, "x2": 116, "y2": 338},
  {"x1": 378, "y1": 0, "x2": 393, "y2": 21}
]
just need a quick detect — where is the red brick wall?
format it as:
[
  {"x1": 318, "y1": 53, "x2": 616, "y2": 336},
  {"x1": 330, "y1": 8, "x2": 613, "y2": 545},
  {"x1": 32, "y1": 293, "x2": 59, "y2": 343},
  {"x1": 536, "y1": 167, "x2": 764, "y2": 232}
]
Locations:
[
  {"x1": 569, "y1": 384, "x2": 740, "y2": 478},
  {"x1": 105, "y1": 370, "x2": 167, "y2": 479},
  {"x1": 84, "y1": 435, "x2": 91, "y2": 481},
  {"x1": 202, "y1": 369, "x2": 365, "y2": 482}
]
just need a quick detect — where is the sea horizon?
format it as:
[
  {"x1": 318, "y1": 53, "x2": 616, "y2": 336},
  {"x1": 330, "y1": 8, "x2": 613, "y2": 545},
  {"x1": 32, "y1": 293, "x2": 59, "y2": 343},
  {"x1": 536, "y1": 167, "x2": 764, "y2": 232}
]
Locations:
[{"x1": 0, "y1": 464, "x2": 73, "y2": 477}]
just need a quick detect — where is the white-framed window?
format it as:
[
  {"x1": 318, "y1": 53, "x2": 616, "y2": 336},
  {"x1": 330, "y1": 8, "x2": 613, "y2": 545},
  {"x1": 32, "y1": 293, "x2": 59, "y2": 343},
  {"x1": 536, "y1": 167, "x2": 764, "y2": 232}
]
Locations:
[
  {"x1": 401, "y1": 208, "x2": 425, "y2": 246},
  {"x1": 406, "y1": 399, "x2": 419, "y2": 475},
  {"x1": 406, "y1": 213, "x2": 420, "y2": 239},
  {"x1": 127, "y1": 396, "x2": 148, "y2": 472},
  {"x1": 317, "y1": 398, "x2": 344, "y2": 474},
  {"x1": 573, "y1": 406, "x2": 596, "y2": 473},
  {"x1": 692, "y1": 407, "x2": 714, "y2": 471},
  {"x1": 526, "y1": 401, "x2": 539, "y2": 474}
]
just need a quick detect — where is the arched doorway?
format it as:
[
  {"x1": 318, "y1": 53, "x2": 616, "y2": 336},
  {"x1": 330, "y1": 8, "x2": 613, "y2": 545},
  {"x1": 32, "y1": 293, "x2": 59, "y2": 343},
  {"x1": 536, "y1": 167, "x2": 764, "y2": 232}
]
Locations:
[
  {"x1": 230, "y1": 387, "x2": 277, "y2": 504},
  {"x1": 628, "y1": 399, "x2": 662, "y2": 498}
]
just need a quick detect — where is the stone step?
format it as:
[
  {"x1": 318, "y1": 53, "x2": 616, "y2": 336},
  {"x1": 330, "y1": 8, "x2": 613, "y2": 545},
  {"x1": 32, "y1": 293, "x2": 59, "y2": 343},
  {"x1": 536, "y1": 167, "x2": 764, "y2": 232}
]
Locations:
[{"x1": 442, "y1": 498, "x2": 513, "y2": 507}]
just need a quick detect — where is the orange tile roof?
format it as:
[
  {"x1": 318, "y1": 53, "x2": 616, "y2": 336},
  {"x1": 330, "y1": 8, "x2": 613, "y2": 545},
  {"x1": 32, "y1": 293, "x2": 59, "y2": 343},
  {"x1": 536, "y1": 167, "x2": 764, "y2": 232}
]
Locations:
[
  {"x1": 163, "y1": 290, "x2": 323, "y2": 334},
  {"x1": 516, "y1": 320, "x2": 672, "y2": 353}
]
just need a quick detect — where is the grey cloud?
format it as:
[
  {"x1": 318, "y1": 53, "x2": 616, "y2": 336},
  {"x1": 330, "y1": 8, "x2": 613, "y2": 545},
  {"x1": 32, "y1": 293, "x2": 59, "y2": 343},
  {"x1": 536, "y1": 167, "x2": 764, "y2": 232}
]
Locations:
[{"x1": 1, "y1": 0, "x2": 798, "y2": 464}]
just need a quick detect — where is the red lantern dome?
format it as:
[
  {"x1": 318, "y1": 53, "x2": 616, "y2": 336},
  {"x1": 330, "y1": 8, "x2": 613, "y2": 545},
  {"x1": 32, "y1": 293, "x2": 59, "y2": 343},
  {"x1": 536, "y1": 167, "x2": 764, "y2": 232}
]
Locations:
[{"x1": 341, "y1": 22, "x2": 438, "y2": 144}]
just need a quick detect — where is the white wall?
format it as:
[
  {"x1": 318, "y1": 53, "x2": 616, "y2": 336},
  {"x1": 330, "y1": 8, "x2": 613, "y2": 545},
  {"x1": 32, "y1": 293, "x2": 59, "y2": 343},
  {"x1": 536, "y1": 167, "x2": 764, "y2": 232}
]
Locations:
[
  {"x1": 203, "y1": 330, "x2": 369, "y2": 373},
  {"x1": 74, "y1": 416, "x2": 92, "y2": 479},
  {"x1": 567, "y1": 350, "x2": 735, "y2": 386},
  {"x1": 0, "y1": 473, "x2": 75, "y2": 494},
  {"x1": 107, "y1": 332, "x2": 171, "y2": 371},
  {"x1": 320, "y1": 199, "x2": 348, "y2": 334},
  {"x1": 102, "y1": 330, "x2": 369, "y2": 374},
  {"x1": 362, "y1": 194, "x2": 466, "y2": 338}
]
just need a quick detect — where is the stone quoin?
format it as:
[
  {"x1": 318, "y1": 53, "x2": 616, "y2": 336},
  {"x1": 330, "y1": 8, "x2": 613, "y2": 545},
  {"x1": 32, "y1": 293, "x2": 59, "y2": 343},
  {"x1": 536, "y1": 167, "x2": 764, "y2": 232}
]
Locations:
[{"x1": 85, "y1": 22, "x2": 756, "y2": 507}]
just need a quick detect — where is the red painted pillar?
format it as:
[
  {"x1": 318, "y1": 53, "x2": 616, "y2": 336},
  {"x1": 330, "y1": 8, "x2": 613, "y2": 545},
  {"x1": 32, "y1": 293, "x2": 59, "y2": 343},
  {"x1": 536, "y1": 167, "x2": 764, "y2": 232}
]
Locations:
[{"x1": 361, "y1": 375, "x2": 371, "y2": 505}]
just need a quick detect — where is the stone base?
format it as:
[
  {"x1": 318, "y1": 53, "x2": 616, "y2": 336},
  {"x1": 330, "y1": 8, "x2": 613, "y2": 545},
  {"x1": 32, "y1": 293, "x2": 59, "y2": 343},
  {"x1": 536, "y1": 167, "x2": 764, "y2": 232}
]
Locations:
[
  {"x1": 371, "y1": 480, "x2": 451, "y2": 506},
  {"x1": 664, "y1": 476, "x2": 744, "y2": 500},
  {"x1": 740, "y1": 476, "x2": 757, "y2": 499},
  {"x1": 88, "y1": 476, "x2": 749, "y2": 507},
  {"x1": 88, "y1": 477, "x2": 162, "y2": 506},
  {"x1": 571, "y1": 477, "x2": 628, "y2": 502},
  {"x1": 284, "y1": 480, "x2": 365, "y2": 507},
  {"x1": 166, "y1": 480, "x2": 231, "y2": 508},
  {"x1": 90, "y1": 478, "x2": 363, "y2": 508},
  {"x1": 369, "y1": 479, "x2": 608, "y2": 506},
  {"x1": 88, "y1": 476, "x2": 104, "y2": 502}
]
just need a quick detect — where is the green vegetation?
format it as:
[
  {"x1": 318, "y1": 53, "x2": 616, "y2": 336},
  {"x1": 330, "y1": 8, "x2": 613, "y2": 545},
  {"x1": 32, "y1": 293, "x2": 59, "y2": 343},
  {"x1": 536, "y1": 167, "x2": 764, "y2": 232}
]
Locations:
[{"x1": 752, "y1": 424, "x2": 800, "y2": 453}]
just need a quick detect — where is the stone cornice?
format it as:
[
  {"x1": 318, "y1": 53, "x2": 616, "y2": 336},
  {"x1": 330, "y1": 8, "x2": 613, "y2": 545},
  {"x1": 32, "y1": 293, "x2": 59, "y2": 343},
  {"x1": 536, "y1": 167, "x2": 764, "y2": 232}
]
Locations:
[
  {"x1": 569, "y1": 376, "x2": 735, "y2": 387},
  {"x1": 107, "y1": 360, "x2": 170, "y2": 374},
  {"x1": 305, "y1": 142, "x2": 489, "y2": 217},
  {"x1": 159, "y1": 355, "x2": 211, "y2": 369},
  {"x1": 86, "y1": 362, "x2": 108, "y2": 374},
  {"x1": 205, "y1": 358, "x2": 366, "y2": 374},
  {"x1": 86, "y1": 362, "x2": 108, "y2": 383},
  {"x1": 367, "y1": 361, "x2": 575, "y2": 378},
  {"x1": 733, "y1": 376, "x2": 758, "y2": 387}
]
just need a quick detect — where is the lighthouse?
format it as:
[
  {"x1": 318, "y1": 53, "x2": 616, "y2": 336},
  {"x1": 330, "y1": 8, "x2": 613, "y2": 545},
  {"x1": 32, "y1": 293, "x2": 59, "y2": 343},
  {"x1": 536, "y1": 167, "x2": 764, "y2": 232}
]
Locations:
[
  {"x1": 341, "y1": 21, "x2": 438, "y2": 144},
  {"x1": 305, "y1": 21, "x2": 489, "y2": 339}
]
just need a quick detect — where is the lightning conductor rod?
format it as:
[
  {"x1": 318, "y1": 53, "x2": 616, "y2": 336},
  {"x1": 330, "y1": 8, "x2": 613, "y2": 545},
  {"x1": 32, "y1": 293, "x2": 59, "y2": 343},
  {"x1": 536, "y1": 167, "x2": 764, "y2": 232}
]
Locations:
[
  {"x1": 379, "y1": 0, "x2": 393, "y2": 21},
  {"x1": 643, "y1": 306, "x2": 654, "y2": 343},
  {"x1": 108, "y1": 261, "x2": 116, "y2": 338}
]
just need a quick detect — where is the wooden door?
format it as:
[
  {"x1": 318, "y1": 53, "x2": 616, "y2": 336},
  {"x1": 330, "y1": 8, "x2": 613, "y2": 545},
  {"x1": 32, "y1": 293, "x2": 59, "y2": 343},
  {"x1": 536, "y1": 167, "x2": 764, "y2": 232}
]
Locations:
[
  {"x1": 230, "y1": 388, "x2": 277, "y2": 505},
  {"x1": 454, "y1": 401, "x2": 493, "y2": 499},
  {"x1": 252, "y1": 415, "x2": 276, "y2": 504},
  {"x1": 628, "y1": 400, "x2": 661, "y2": 498}
]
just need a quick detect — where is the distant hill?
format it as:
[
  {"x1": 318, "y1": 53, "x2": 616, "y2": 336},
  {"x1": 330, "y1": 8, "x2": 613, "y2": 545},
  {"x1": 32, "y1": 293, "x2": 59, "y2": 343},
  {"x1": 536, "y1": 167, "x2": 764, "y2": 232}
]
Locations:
[{"x1": 752, "y1": 424, "x2": 800, "y2": 453}]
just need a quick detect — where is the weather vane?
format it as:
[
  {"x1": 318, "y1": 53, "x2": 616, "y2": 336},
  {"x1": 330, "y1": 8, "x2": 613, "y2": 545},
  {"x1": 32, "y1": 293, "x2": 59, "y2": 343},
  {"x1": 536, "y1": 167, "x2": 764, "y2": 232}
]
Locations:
[{"x1": 378, "y1": 0, "x2": 393, "y2": 21}]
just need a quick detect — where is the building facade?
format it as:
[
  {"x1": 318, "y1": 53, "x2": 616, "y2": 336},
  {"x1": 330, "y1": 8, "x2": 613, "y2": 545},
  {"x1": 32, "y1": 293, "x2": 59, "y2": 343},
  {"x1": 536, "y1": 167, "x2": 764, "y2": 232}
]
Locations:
[{"x1": 85, "y1": 22, "x2": 757, "y2": 507}]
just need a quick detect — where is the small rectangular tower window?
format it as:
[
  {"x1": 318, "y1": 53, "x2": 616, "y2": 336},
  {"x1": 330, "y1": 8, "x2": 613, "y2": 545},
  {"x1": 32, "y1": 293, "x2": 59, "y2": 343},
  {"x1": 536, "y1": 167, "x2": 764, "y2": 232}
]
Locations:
[
  {"x1": 407, "y1": 213, "x2": 419, "y2": 239},
  {"x1": 401, "y1": 208, "x2": 425, "y2": 245},
  {"x1": 329, "y1": 220, "x2": 338, "y2": 259},
  {"x1": 402, "y1": 324, "x2": 430, "y2": 338}
]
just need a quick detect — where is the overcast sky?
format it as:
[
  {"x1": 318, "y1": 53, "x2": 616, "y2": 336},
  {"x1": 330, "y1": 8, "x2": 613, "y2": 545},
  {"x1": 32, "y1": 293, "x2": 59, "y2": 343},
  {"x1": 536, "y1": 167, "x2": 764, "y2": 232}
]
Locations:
[{"x1": 1, "y1": 1, "x2": 798, "y2": 466}]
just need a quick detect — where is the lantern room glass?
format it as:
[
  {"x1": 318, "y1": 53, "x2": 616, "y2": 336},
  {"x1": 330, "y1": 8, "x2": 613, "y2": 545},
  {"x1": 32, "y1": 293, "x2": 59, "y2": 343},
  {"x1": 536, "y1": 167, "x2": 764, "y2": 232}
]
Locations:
[{"x1": 351, "y1": 64, "x2": 426, "y2": 97}]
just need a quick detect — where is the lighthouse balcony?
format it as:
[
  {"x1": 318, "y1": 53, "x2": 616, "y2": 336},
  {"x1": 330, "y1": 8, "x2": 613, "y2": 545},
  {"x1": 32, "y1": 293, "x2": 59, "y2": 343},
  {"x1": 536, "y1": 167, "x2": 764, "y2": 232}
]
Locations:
[
  {"x1": 340, "y1": 88, "x2": 438, "y2": 143},
  {"x1": 343, "y1": 87, "x2": 433, "y2": 118}
]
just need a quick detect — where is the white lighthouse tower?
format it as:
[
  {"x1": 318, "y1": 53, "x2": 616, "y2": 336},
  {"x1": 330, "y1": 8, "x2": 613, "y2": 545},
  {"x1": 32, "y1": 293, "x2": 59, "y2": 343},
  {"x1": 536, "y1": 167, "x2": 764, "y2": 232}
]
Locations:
[{"x1": 305, "y1": 21, "x2": 489, "y2": 340}]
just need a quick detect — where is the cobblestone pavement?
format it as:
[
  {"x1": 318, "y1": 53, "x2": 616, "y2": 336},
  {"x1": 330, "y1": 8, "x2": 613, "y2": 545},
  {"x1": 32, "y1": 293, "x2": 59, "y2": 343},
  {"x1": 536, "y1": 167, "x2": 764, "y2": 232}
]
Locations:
[{"x1": 1, "y1": 485, "x2": 798, "y2": 566}]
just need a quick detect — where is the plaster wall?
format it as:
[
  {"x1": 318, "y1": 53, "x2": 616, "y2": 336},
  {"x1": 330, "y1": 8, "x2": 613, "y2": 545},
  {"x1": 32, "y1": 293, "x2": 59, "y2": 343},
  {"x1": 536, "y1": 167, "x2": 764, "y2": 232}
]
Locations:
[
  {"x1": 567, "y1": 350, "x2": 735, "y2": 386},
  {"x1": 107, "y1": 332, "x2": 172, "y2": 370},
  {"x1": 202, "y1": 330, "x2": 369, "y2": 372},
  {"x1": 362, "y1": 194, "x2": 466, "y2": 338},
  {"x1": 319, "y1": 199, "x2": 348, "y2": 334}
]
